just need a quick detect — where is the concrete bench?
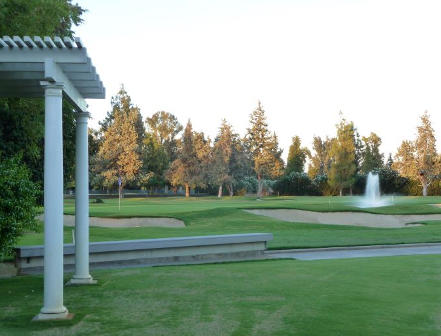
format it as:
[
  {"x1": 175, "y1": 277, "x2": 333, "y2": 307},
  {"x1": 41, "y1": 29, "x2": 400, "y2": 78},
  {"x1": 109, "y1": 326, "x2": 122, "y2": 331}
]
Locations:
[{"x1": 14, "y1": 233, "x2": 273, "y2": 275}]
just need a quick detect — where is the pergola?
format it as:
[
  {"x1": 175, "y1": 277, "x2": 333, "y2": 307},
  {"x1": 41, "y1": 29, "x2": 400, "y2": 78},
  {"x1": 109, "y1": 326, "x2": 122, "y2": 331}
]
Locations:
[{"x1": 0, "y1": 36, "x2": 105, "y2": 320}]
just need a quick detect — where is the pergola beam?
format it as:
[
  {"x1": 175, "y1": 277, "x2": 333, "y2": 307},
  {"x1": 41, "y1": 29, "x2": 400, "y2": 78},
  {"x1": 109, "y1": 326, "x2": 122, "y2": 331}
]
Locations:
[
  {"x1": 45, "y1": 58, "x2": 87, "y2": 112},
  {"x1": 0, "y1": 47, "x2": 88, "y2": 63}
]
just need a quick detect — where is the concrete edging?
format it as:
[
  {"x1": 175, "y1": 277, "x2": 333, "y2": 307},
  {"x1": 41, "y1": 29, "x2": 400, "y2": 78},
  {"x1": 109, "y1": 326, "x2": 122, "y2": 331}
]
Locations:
[{"x1": 15, "y1": 233, "x2": 273, "y2": 274}]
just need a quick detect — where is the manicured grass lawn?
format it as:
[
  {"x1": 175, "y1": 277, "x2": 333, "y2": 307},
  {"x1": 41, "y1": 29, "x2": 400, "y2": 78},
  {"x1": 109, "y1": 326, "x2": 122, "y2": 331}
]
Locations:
[
  {"x1": 18, "y1": 196, "x2": 441, "y2": 249},
  {"x1": 67, "y1": 195, "x2": 441, "y2": 216},
  {"x1": 1, "y1": 255, "x2": 441, "y2": 335}
]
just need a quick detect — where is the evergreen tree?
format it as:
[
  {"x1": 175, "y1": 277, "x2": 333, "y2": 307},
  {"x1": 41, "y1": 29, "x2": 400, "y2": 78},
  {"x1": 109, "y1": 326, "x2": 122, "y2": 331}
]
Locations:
[
  {"x1": 307, "y1": 136, "x2": 334, "y2": 178},
  {"x1": 93, "y1": 88, "x2": 143, "y2": 190},
  {"x1": 328, "y1": 113, "x2": 357, "y2": 196},
  {"x1": 145, "y1": 111, "x2": 183, "y2": 162},
  {"x1": 244, "y1": 101, "x2": 284, "y2": 197},
  {"x1": 99, "y1": 85, "x2": 145, "y2": 148},
  {"x1": 211, "y1": 120, "x2": 247, "y2": 197},
  {"x1": 141, "y1": 132, "x2": 169, "y2": 191},
  {"x1": 361, "y1": 132, "x2": 384, "y2": 173},
  {"x1": 386, "y1": 153, "x2": 393, "y2": 168},
  {"x1": 393, "y1": 111, "x2": 440, "y2": 196},
  {"x1": 193, "y1": 131, "x2": 212, "y2": 189},
  {"x1": 167, "y1": 120, "x2": 206, "y2": 197},
  {"x1": 286, "y1": 136, "x2": 310, "y2": 174}
]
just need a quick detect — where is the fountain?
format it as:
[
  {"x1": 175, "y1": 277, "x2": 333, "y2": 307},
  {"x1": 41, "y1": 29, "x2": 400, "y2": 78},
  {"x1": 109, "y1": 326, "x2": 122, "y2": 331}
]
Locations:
[{"x1": 358, "y1": 172, "x2": 391, "y2": 208}]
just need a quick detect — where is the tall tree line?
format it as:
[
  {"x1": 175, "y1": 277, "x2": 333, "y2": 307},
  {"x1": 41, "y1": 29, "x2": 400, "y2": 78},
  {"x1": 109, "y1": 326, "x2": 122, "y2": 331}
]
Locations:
[
  {"x1": 90, "y1": 96, "x2": 284, "y2": 197},
  {"x1": 91, "y1": 86, "x2": 441, "y2": 197}
]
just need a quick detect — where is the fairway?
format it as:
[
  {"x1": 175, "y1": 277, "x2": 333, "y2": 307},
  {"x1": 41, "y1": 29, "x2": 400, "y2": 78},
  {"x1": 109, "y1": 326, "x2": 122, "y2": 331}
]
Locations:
[
  {"x1": 18, "y1": 196, "x2": 441, "y2": 250},
  {"x1": 1, "y1": 255, "x2": 441, "y2": 336}
]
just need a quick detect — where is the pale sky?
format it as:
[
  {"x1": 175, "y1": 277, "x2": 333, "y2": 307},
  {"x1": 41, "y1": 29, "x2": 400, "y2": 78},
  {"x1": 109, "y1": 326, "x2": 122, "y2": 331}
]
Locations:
[{"x1": 75, "y1": 0, "x2": 441, "y2": 161}]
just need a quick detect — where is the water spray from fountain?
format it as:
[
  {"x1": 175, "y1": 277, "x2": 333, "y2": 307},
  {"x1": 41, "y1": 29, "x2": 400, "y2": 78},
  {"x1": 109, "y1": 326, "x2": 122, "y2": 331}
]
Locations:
[{"x1": 358, "y1": 172, "x2": 391, "y2": 208}]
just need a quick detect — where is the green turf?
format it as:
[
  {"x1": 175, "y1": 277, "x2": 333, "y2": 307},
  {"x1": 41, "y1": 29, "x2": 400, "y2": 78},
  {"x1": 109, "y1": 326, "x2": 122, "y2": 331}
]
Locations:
[
  {"x1": 1, "y1": 255, "x2": 440, "y2": 335},
  {"x1": 18, "y1": 196, "x2": 441, "y2": 249},
  {"x1": 65, "y1": 195, "x2": 441, "y2": 216}
]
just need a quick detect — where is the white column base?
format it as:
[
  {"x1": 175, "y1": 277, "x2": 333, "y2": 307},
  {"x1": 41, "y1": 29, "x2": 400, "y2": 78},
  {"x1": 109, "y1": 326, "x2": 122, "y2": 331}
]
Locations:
[
  {"x1": 67, "y1": 275, "x2": 97, "y2": 285},
  {"x1": 33, "y1": 309, "x2": 71, "y2": 321}
]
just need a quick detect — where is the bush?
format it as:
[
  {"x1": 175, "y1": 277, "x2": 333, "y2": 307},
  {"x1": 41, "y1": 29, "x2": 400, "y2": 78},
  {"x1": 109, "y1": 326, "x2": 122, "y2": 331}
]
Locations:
[
  {"x1": 372, "y1": 167, "x2": 408, "y2": 195},
  {"x1": 274, "y1": 172, "x2": 317, "y2": 196},
  {"x1": 236, "y1": 176, "x2": 258, "y2": 194},
  {"x1": 0, "y1": 156, "x2": 41, "y2": 259},
  {"x1": 93, "y1": 197, "x2": 104, "y2": 204}
]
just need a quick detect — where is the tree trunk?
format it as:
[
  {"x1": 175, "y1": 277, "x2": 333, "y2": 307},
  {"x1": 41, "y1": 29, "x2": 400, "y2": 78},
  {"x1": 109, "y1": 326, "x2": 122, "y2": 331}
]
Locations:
[
  {"x1": 257, "y1": 174, "x2": 263, "y2": 198},
  {"x1": 419, "y1": 174, "x2": 429, "y2": 197},
  {"x1": 218, "y1": 185, "x2": 223, "y2": 197},
  {"x1": 165, "y1": 185, "x2": 169, "y2": 194},
  {"x1": 422, "y1": 183, "x2": 428, "y2": 197},
  {"x1": 339, "y1": 188, "x2": 342, "y2": 197},
  {"x1": 185, "y1": 184, "x2": 190, "y2": 197},
  {"x1": 349, "y1": 187, "x2": 353, "y2": 196},
  {"x1": 228, "y1": 182, "x2": 234, "y2": 197}
]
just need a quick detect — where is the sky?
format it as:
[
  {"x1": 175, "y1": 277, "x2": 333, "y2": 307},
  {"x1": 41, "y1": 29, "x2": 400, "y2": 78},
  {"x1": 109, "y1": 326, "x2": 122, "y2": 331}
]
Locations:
[{"x1": 75, "y1": 0, "x2": 441, "y2": 161}]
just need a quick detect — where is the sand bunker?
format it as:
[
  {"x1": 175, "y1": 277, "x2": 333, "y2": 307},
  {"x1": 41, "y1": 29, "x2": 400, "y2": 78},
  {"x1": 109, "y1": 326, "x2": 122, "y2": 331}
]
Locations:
[
  {"x1": 38, "y1": 215, "x2": 185, "y2": 228},
  {"x1": 245, "y1": 209, "x2": 441, "y2": 228}
]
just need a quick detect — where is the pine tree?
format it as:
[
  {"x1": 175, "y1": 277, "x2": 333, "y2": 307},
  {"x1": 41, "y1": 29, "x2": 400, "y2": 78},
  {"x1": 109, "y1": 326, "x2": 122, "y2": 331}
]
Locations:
[
  {"x1": 307, "y1": 136, "x2": 334, "y2": 178},
  {"x1": 393, "y1": 111, "x2": 440, "y2": 196},
  {"x1": 286, "y1": 136, "x2": 310, "y2": 174},
  {"x1": 328, "y1": 113, "x2": 357, "y2": 196},
  {"x1": 93, "y1": 88, "x2": 143, "y2": 190},
  {"x1": 361, "y1": 132, "x2": 384, "y2": 173},
  {"x1": 142, "y1": 132, "x2": 169, "y2": 191},
  {"x1": 167, "y1": 120, "x2": 206, "y2": 197},
  {"x1": 145, "y1": 111, "x2": 183, "y2": 162},
  {"x1": 244, "y1": 101, "x2": 284, "y2": 197},
  {"x1": 211, "y1": 120, "x2": 248, "y2": 197},
  {"x1": 99, "y1": 85, "x2": 145, "y2": 148}
]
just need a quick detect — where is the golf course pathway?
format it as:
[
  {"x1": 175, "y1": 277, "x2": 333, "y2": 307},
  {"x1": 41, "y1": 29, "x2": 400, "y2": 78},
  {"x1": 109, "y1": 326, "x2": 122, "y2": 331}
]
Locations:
[{"x1": 266, "y1": 243, "x2": 441, "y2": 260}]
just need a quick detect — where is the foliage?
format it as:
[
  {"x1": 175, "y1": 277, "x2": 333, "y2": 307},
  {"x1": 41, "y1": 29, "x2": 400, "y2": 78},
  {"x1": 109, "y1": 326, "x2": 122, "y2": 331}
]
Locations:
[
  {"x1": 307, "y1": 136, "x2": 334, "y2": 178},
  {"x1": 360, "y1": 132, "x2": 384, "y2": 173},
  {"x1": 285, "y1": 136, "x2": 310, "y2": 174},
  {"x1": 145, "y1": 111, "x2": 183, "y2": 162},
  {"x1": 210, "y1": 119, "x2": 248, "y2": 196},
  {"x1": 274, "y1": 172, "x2": 317, "y2": 196},
  {"x1": 0, "y1": 156, "x2": 40, "y2": 259},
  {"x1": 244, "y1": 101, "x2": 284, "y2": 197},
  {"x1": 373, "y1": 166, "x2": 408, "y2": 195},
  {"x1": 141, "y1": 132, "x2": 169, "y2": 190},
  {"x1": 312, "y1": 173, "x2": 339, "y2": 196},
  {"x1": 0, "y1": 0, "x2": 87, "y2": 196},
  {"x1": 0, "y1": 0, "x2": 86, "y2": 38},
  {"x1": 328, "y1": 113, "x2": 357, "y2": 195},
  {"x1": 393, "y1": 111, "x2": 441, "y2": 196},
  {"x1": 93, "y1": 86, "x2": 144, "y2": 190},
  {"x1": 167, "y1": 120, "x2": 207, "y2": 197},
  {"x1": 236, "y1": 176, "x2": 259, "y2": 195}
]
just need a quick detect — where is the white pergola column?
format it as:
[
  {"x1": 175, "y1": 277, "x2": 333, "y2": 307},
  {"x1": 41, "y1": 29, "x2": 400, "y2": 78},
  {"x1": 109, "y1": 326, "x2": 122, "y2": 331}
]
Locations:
[
  {"x1": 70, "y1": 112, "x2": 94, "y2": 285},
  {"x1": 36, "y1": 81, "x2": 68, "y2": 320}
]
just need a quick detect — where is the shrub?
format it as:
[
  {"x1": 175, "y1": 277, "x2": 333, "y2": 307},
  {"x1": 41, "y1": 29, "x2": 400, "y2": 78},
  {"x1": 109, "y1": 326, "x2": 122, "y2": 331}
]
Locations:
[
  {"x1": 0, "y1": 156, "x2": 41, "y2": 259},
  {"x1": 274, "y1": 172, "x2": 317, "y2": 196},
  {"x1": 236, "y1": 176, "x2": 258, "y2": 194}
]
